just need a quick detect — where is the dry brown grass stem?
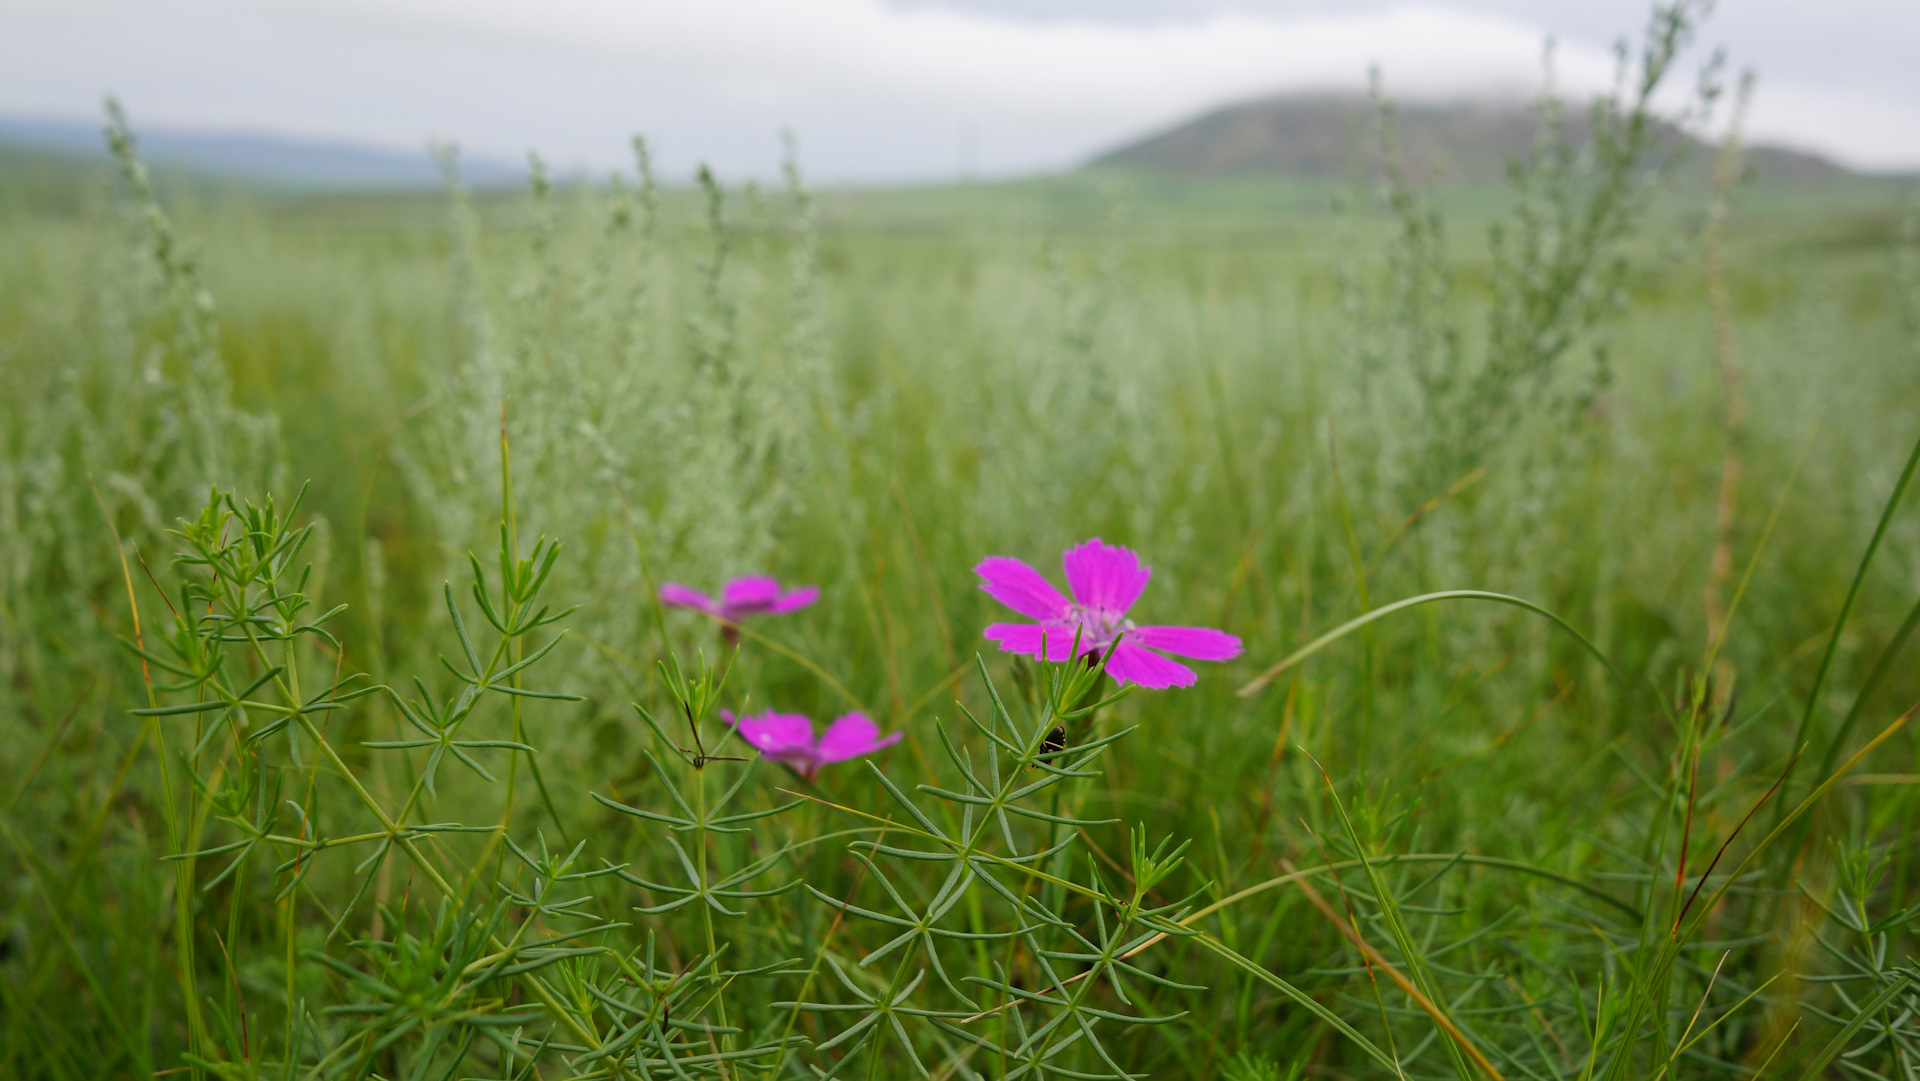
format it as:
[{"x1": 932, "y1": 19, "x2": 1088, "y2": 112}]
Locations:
[{"x1": 1280, "y1": 857, "x2": 1507, "y2": 1081}]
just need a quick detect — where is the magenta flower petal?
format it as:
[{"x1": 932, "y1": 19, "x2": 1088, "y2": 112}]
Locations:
[
  {"x1": 984, "y1": 622, "x2": 1080, "y2": 662},
  {"x1": 668, "y1": 574, "x2": 815, "y2": 625},
  {"x1": 977, "y1": 538, "x2": 1237, "y2": 690},
  {"x1": 729, "y1": 711, "x2": 816, "y2": 758},
  {"x1": 1102, "y1": 642, "x2": 1197, "y2": 689},
  {"x1": 815, "y1": 713, "x2": 903, "y2": 764},
  {"x1": 721, "y1": 576, "x2": 784, "y2": 611},
  {"x1": 763, "y1": 585, "x2": 820, "y2": 615},
  {"x1": 974, "y1": 557, "x2": 1073, "y2": 620},
  {"x1": 1132, "y1": 626, "x2": 1243, "y2": 661},
  {"x1": 725, "y1": 708, "x2": 901, "y2": 778},
  {"x1": 1062, "y1": 538, "x2": 1151, "y2": 614},
  {"x1": 659, "y1": 583, "x2": 718, "y2": 614}
]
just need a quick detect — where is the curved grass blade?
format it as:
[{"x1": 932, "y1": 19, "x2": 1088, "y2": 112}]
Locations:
[
  {"x1": 1238, "y1": 590, "x2": 1631, "y2": 699},
  {"x1": 1786, "y1": 427, "x2": 1920, "y2": 794}
]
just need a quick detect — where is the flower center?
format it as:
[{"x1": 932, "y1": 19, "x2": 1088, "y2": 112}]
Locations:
[{"x1": 1067, "y1": 606, "x2": 1133, "y2": 652}]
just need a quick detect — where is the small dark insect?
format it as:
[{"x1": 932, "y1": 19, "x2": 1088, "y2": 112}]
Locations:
[{"x1": 1035, "y1": 726, "x2": 1067, "y2": 766}]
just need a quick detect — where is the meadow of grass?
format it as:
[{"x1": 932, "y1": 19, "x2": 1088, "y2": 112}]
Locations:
[{"x1": 3, "y1": 27, "x2": 1920, "y2": 1078}]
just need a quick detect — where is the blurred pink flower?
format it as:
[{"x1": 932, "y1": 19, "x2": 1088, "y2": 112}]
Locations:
[
  {"x1": 721, "y1": 709, "x2": 902, "y2": 781},
  {"x1": 660, "y1": 576, "x2": 818, "y2": 641},
  {"x1": 975, "y1": 538, "x2": 1241, "y2": 690}
]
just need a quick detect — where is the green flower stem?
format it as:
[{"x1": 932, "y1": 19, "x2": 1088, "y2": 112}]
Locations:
[{"x1": 690, "y1": 762, "x2": 734, "y2": 1073}]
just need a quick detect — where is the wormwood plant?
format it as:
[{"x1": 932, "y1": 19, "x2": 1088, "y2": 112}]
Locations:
[
  {"x1": 0, "y1": 101, "x2": 280, "y2": 730},
  {"x1": 1355, "y1": 0, "x2": 1723, "y2": 495}
]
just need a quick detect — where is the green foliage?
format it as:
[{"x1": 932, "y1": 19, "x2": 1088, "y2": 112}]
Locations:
[{"x1": 4, "y1": 6, "x2": 1920, "y2": 1077}]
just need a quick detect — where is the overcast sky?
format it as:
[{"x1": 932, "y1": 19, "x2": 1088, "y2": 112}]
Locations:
[{"x1": 2, "y1": 0, "x2": 1915, "y2": 183}]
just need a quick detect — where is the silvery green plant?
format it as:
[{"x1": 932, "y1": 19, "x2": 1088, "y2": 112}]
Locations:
[
  {"x1": 1348, "y1": 0, "x2": 1722, "y2": 498},
  {"x1": 397, "y1": 137, "x2": 825, "y2": 731},
  {"x1": 0, "y1": 100, "x2": 282, "y2": 731}
]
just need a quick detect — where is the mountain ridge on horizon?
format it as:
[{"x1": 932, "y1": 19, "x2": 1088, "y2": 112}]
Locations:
[
  {"x1": 0, "y1": 114, "x2": 524, "y2": 189},
  {"x1": 0, "y1": 98, "x2": 1872, "y2": 194},
  {"x1": 1087, "y1": 91, "x2": 1854, "y2": 185}
]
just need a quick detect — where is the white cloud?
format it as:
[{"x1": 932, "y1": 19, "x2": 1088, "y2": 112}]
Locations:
[
  {"x1": 285, "y1": 0, "x2": 1626, "y2": 147},
  {"x1": 1, "y1": 0, "x2": 1915, "y2": 181},
  {"x1": 1743, "y1": 79, "x2": 1920, "y2": 172},
  {"x1": 326, "y1": 0, "x2": 1599, "y2": 108}
]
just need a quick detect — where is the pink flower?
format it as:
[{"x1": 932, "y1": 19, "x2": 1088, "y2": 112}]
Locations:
[
  {"x1": 722, "y1": 710, "x2": 903, "y2": 781},
  {"x1": 975, "y1": 538, "x2": 1242, "y2": 690},
  {"x1": 660, "y1": 576, "x2": 818, "y2": 631}
]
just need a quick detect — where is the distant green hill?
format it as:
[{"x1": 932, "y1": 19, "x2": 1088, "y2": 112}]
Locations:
[{"x1": 1088, "y1": 93, "x2": 1849, "y2": 185}]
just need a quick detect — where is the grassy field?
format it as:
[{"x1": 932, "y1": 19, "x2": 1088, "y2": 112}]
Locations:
[{"x1": 2, "y1": 78, "x2": 1919, "y2": 1081}]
